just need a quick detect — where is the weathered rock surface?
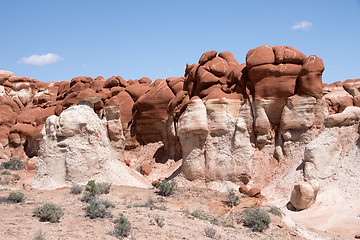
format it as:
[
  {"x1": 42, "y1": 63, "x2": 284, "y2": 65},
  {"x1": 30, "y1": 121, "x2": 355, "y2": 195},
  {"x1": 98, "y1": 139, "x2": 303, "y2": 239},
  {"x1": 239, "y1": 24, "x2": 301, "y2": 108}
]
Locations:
[
  {"x1": 165, "y1": 46, "x2": 327, "y2": 195},
  {"x1": 304, "y1": 107, "x2": 360, "y2": 181},
  {"x1": 31, "y1": 105, "x2": 150, "y2": 189},
  {"x1": 178, "y1": 98, "x2": 253, "y2": 185},
  {"x1": 290, "y1": 180, "x2": 320, "y2": 210},
  {"x1": 132, "y1": 79, "x2": 175, "y2": 144},
  {"x1": 1, "y1": 45, "x2": 359, "y2": 212}
]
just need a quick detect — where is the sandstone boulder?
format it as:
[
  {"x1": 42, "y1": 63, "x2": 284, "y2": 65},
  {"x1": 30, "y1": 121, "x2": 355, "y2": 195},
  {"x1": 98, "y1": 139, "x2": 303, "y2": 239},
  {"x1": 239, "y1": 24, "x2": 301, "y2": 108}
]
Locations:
[
  {"x1": 290, "y1": 180, "x2": 319, "y2": 210},
  {"x1": 31, "y1": 105, "x2": 150, "y2": 190},
  {"x1": 239, "y1": 185, "x2": 249, "y2": 194},
  {"x1": 248, "y1": 187, "x2": 261, "y2": 197},
  {"x1": 140, "y1": 163, "x2": 152, "y2": 176}
]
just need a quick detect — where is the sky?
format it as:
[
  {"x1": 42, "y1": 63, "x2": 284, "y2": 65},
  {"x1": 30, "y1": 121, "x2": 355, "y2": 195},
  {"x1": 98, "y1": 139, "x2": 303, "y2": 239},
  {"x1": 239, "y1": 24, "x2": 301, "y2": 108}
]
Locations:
[{"x1": 0, "y1": 0, "x2": 359, "y2": 84}]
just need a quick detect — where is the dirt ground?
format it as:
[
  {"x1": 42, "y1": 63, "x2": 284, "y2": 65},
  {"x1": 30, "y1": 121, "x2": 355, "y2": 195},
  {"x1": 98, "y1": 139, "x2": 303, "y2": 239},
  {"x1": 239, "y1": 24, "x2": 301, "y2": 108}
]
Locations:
[
  {"x1": 0, "y1": 168, "x2": 356, "y2": 240},
  {"x1": 0, "y1": 169, "x2": 311, "y2": 240},
  {"x1": 284, "y1": 186, "x2": 360, "y2": 240}
]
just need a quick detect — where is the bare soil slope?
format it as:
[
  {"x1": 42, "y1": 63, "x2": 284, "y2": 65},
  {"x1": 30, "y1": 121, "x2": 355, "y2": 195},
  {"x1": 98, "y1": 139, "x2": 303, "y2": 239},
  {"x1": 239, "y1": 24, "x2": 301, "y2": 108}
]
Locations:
[{"x1": 0, "y1": 169, "x2": 310, "y2": 240}]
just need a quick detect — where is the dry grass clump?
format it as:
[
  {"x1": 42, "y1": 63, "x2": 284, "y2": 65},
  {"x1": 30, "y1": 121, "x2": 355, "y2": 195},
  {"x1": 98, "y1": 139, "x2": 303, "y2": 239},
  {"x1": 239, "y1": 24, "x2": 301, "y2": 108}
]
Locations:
[
  {"x1": 33, "y1": 230, "x2": 46, "y2": 240},
  {"x1": 155, "y1": 215, "x2": 165, "y2": 228},
  {"x1": 70, "y1": 184, "x2": 82, "y2": 195},
  {"x1": 204, "y1": 226, "x2": 216, "y2": 238}
]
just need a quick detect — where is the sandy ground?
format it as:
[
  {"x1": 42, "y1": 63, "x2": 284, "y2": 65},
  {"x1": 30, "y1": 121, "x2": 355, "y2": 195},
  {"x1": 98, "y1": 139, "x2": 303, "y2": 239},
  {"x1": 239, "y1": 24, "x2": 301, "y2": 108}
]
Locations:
[
  {"x1": 0, "y1": 169, "x2": 310, "y2": 240},
  {"x1": 284, "y1": 185, "x2": 360, "y2": 240}
]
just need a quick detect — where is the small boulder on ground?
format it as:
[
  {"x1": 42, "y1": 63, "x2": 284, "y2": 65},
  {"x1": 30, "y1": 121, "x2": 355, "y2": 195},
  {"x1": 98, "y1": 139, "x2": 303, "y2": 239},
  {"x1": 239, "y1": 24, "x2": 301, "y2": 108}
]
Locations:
[
  {"x1": 248, "y1": 187, "x2": 261, "y2": 197},
  {"x1": 290, "y1": 179, "x2": 320, "y2": 210}
]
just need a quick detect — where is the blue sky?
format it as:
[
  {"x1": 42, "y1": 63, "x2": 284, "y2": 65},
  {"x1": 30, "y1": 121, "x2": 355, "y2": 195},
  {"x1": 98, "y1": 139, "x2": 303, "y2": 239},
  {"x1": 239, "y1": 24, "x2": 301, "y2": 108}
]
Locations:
[{"x1": 0, "y1": 0, "x2": 359, "y2": 84}]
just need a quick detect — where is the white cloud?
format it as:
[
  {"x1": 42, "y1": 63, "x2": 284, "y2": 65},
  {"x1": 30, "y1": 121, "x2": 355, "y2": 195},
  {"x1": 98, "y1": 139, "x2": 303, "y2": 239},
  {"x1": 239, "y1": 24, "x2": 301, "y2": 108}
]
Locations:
[
  {"x1": 18, "y1": 53, "x2": 62, "y2": 66},
  {"x1": 292, "y1": 21, "x2": 312, "y2": 30}
]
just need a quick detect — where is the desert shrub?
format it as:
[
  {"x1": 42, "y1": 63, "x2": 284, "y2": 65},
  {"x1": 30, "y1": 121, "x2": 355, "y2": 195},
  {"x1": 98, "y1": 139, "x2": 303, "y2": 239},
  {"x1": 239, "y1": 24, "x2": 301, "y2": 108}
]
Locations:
[
  {"x1": 81, "y1": 180, "x2": 100, "y2": 202},
  {"x1": 33, "y1": 203, "x2": 64, "y2": 223},
  {"x1": 244, "y1": 208, "x2": 271, "y2": 232},
  {"x1": 85, "y1": 180, "x2": 98, "y2": 195},
  {"x1": 12, "y1": 174, "x2": 20, "y2": 181},
  {"x1": 133, "y1": 194, "x2": 166, "y2": 211},
  {"x1": 155, "y1": 180, "x2": 176, "y2": 196},
  {"x1": 111, "y1": 213, "x2": 131, "y2": 238},
  {"x1": 218, "y1": 215, "x2": 235, "y2": 228},
  {"x1": 225, "y1": 189, "x2": 239, "y2": 207},
  {"x1": 2, "y1": 157, "x2": 24, "y2": 170},
  {"x1": 1, "y1": 170, "x2": 12, "y2": 175},
  {"x1": 155, "y1": 215, "x2": 165, "y2": 228},
  {"x1": 100, "y1": 199, "x2": 115, "y2": 209},
  {"x1": 8, "y1": 191, "x2": 26, "y2": 203},
  {"x1": 83, "y1": 199, "x2": 113, "y2": 219},
  {"x1": 144, "y1": 194, "x2": 155, "y2": 209},
  {"x1": 268, "y1": 206, "x2": 282, "y2": 217},
  {"x1": 70, "y1": 184, "x2": 83, "y2": 195},
  {"x1": 80, "y1": 191, "x2": 97, "y2": 203},
  {"x1": 0, "y1": 177, "x2": 11, "y2": 185},
  {"x1": 191, "y1": 209, "x2": 209, "y2": 221},
  {"x1": 33, "y1": 230, "x2": 46, "y2": 240},
  {"x1": 204, "y1": 226, "x2": 216, "y2": 238},
  {"x1": 209, "y1": 216, "x2": 220, "y2": 226},
  {"x1": 97, "y1": 182, "x2": 112, "y2": 194},
  {"x1": 82, "y1": 180, "x2": 112, "y2": 199}
]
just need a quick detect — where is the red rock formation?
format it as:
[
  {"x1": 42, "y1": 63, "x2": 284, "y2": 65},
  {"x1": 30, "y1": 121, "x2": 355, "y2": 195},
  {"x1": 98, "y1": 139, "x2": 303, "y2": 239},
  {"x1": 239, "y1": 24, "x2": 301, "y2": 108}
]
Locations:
[
  {"x1": 246, "y1": 45, "x2": 322, "y2": 99},
  {"x1": 239, "y1": 185, "x2": 249, "y2": 194},
  {"x1": 105, "y1": 91, "x2": 134, "y2": 127},
  {"x1": 132, "y1": 79, "x2": 175, "y2": 144},
  {"x1": 140, "y1": 163, "x2": 152, "y2": 176},
  {"x1": 248, "y1": 187, "x2": 261, "y2": 197},
  {"x1": 0, "y1": 45, "x2": 347, "y2": 202},
  {"x1": 298, "y1": 55, "x2": 325, "y2": 98}
]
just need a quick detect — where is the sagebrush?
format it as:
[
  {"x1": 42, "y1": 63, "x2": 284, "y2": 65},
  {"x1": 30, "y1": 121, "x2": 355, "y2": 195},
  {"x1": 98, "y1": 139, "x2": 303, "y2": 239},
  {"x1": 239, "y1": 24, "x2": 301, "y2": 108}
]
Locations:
[
  {"x1": 83, "y1": 199, "x2": 113, "y2": 219},
  {"x1": 268, "y1": 206, "x2": 282, "y2": 217},
  {"x1": 70, "y1": 184, "x2": 82, "y2": 195},
  {"x1": 8, "y1": 191, "x2": 26, "y2": 203},
  {"x1": 111, "y1": 214, "x2": 131, "y2": 238},
  {"x1": 243, "y1": 208, "x2": 271, "y2": 232},
  {"x1": 156, "y1": 180, "x2": 176, "y2": 196},
  {"x1": 225, "y1": 189, "x2": 239, "y2": 207},
  {"x1": 1, "y1": 157, "x2": 24, "y2": 170},
  {"x1": 33, "y1": 203, "x2": 64, "y2": 223}
]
